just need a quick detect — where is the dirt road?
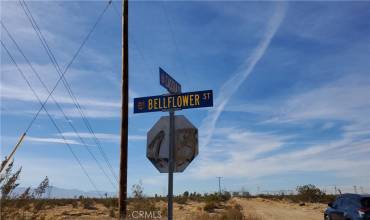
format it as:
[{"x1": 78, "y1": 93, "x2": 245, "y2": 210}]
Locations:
[{"x1": 234, "y1": 198, "x2": 326, "y2": 220}]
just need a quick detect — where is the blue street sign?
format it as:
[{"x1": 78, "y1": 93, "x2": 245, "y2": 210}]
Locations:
[
  {"x1": 134, "y1": 90, "x2": 213, "y2": 114},
  {"x1": 159, "y1": 67, "x2": 181, "y2": 94}
]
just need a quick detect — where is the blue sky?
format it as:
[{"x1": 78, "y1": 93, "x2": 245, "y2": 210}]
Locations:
[{"x1": 1, "y1": 1, "x2": 370, "y2": 196}]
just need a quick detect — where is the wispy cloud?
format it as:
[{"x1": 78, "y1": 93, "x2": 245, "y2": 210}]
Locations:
[
  {"x1": 200, "y1": 3, "x2": 287, "y2": 148},
  {"x1": 1, "y1": 81, "x2": 121, "y2": 119},
  {"x1": 1, "y1": 83, "x2": 120, "y2": 108},
  {"x1": 26, "y1": 136, "x2": 83, "y2": 145},
  {"x1": 190, "y1": 126, "x2": 370, "y2": 180},
  {"x1": 227, "y1": 74, "x2": 370, "y2": 136},
  {"x1": 191, "y1": 74, "x2": 370, "y2": 180},
  {"x1": 60, "y1": 132, "x2": 146, "y2": 142}
]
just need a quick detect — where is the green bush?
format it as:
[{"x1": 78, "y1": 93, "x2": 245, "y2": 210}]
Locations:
[{"x1": 296, "y1": 184, "x2": 325, "y2": 203}]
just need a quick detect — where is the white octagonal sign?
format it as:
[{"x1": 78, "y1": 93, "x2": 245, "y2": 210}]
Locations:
[{"x1": 147, "y1": 115, "x2": 198, "y2": 173}]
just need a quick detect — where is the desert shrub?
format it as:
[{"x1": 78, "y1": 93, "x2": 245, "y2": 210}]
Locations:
[
  {"x1": 188, "y1": 192, "x2": 202, "y2": 201},
  {"x1": 160, "y1": 205, "x2": 167, "y2": 217},
  {"x1": 296, "y1": 184, "x2": 325, "y2": 203},
  {"x1": 234, "y1": 203, "x2": 243, "y2": 211},
  {"x1": 128, "y1": 199, "x2": 161, "y2": 220},
  {"x1": 128, "y1": 181, "x2": 163, "y2": 218},
  {"x1": 33, "y1": 176, "x2": 49, "y2": 198},
  {"x1": 14, "y1": 187, "x2": 32, "y2": 209},
  {"x1": 98, "y1": 198, "x2": 118, "y2": 208},
  {"x1": 130, "y1": 199, "x2": 158, "y2": 212},
  {"x1": 34, "y1": 200, "x2": 46, "y2": 211},
  {"x1": 186, "y1": 213, "x2": 213, "y2": 220},
  {"x1": 244, "y1": 212, "x2": 263, "y2": 220},
  {"x1": 219, "y1": 207, "x2": 244, "y2": 220},
  {"x1": 189, "y1": 208, "x2": 245, "y2": 220},
  {"x1": 1, "y1": 160, "x2": 21, "y2": 200},
  {"x1": 256, "y1": 186, "x2": 336, "y2": 204},
  {"x1": 201, "y1": 192, "x2": 231, "y2": 203},
  {"x1": 24, "y1": 203, "x2": 32, "y2": 211},
  {"x1": 82, "y1": 198, "x2": 95, "y2": 210},
  {"x1": 175, "y1": 196, "x2": 187, "y2": 205},
  {"x1": 71, "y1": 199, "x2": 78, "y2": 208},
  {"x1": 109, "y1": 208, "x2": 116, "y2": 217},
  {"x1": 48, "y1": 202, "x2": 55, "y2": 209},
  {"x1": 204, "y1": 201, "x2": 219, "y2": 213},
  {"x1": 132, "y1": 182, "x2": 144, "y2": 199}
]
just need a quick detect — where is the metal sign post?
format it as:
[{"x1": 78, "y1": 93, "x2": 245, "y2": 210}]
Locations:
[{"x1": 168, "y1": 110, "x2": 175, "y2": 220}]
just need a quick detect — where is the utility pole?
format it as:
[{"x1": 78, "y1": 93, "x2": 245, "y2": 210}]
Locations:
[
  {"x1": 217, "y1": 177, "x2": 222, "y2": 195},
  {"x1": 119, "y1": 0, "x2": 128, "y2": 219},
  {"x1": 0, "y1": 132, "x2": 26, "y2": 174}
]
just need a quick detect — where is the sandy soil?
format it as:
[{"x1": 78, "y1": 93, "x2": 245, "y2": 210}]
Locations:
[
  {"x1": 234, "y1": 197, "x2": 326, "y2": 220},
  {"x1": 3, "y1": 198, "x2": 327, "y2": 219}
]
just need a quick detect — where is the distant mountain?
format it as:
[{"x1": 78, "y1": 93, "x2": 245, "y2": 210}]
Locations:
[{"x1": 12, "y1": 186, "x2": 117, "y2": 199}]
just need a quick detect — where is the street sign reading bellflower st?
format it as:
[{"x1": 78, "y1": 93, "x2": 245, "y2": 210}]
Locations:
[
  {"x1": 133, "y1": 67, "x2": 213, "y2": 220},
  {"x1": 159, "y1": 67, "x2": 181, "y2": 94},
  {"x1": 134, "y1": 90, "x2": 213, "y2": 113}
]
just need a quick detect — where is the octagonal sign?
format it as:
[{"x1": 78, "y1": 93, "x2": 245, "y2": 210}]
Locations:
[{"x1": 147, "y1": 115, "x2": 198, "y2": 173}]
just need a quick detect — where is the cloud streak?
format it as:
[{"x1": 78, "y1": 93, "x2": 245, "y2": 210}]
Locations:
[
  {"x1": 190, "y1": 75, "x2": 370, "y2": 181},
  {"x1": 190, "y1": 126, "x2": 370, "y2": 180},
  {"x1": 200, "y1": 3, "x2": 286, "y2": 148},
  {"x1": 60, "y1": 132, "x2": 146, "y2": 142},
  {"x1": 26, "y1": 136, "x2": 83, "y2": 146}
]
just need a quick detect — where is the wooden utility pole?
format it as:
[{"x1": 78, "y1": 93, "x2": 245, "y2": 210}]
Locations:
[
  {"x1": 0, "y1": 132, "x2": 26, "y2": 174},
  {"x1": 119, "y1": 0, "x2": 128, "y2": 219}
]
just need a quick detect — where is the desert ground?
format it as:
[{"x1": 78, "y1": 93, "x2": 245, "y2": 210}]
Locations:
[
  {"x1": 2, "y1": 197, "x2": 328, "y2": 220},
  {"x1": 234, "y1": 197, "x2": 326, "y2": 220}
]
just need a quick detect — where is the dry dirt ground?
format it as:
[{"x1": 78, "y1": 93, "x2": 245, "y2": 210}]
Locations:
[
  {"x1": 3, "y1": 198, "x2": 327, "y2": 219},
  {"x1": 234, "y1": 197, "x2": 327, "y2": 220}
]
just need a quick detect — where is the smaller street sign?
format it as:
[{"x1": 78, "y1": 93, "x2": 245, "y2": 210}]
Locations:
[
  {"x1": 134, "y1": 90, "x2": 213, "y2": 114},
  {"x1": 159, "y1": 67, "x2": 181, "y2": 94}
]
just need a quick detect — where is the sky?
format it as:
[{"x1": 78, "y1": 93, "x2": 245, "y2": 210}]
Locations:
[{"x1": 1, "y1": 1, "x2": 370, "y2": 196}]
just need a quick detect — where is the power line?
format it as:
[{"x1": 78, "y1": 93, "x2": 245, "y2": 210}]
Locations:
[
  {"x1": 111, "y1": 1, "x2": 154, "y2": 77},
  {"x1": 1, "y1": 21, "x2": 117, "y2": 189},
  {"x1": 1, "y1": 40, "x2": 102, "y2": 197},
  {"x1": 13, "y1": 1, "x2": 117, "y2": 185},
  {"x1": 13, "y1": 0, "x2": 110, "y2": 135},
  {"x1": 160, "y1": 1, "x2": 188, "y2": 79},
  {"x1": 18, "y1": 0, "x2": 118, "y2": 183}
]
